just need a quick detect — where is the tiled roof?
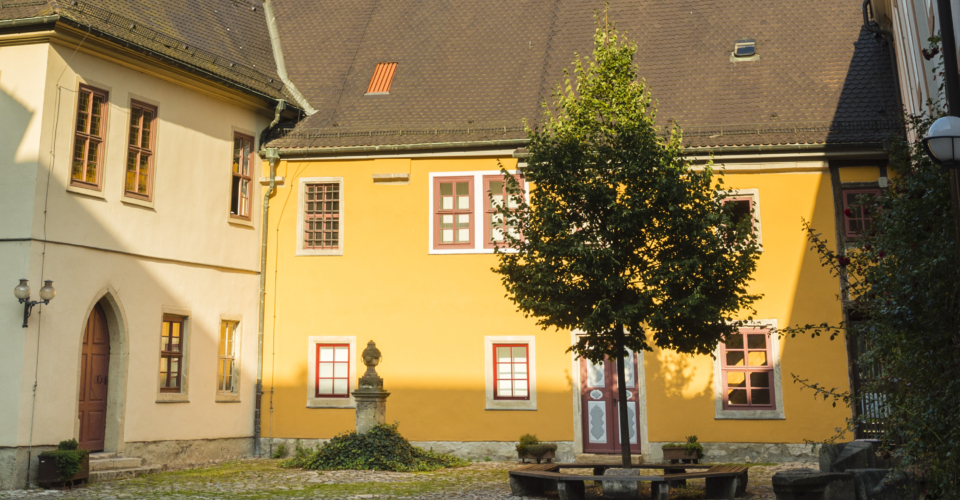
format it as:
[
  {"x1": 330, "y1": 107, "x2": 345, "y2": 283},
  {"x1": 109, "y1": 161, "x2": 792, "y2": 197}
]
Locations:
[
  {"x1": 1, "y1": 0, "x2": 287, "y2": 100},
  {"x1": 268, "y1": 0, "x2": 901, "y2": 151}
]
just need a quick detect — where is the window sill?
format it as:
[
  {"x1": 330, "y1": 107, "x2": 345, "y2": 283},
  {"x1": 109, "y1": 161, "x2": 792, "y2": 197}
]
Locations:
[
  {"x1": 121, "y1": 195, "x2": 155, "y2": 210},
  {"x1": 156, "y1": 392, "x2": 189, "y2": 403},
  {"x1": 430, "y1": 248, "x2": 518, "y2": 255},
  {"x1": 297, "y1": 249, "x2": 344, "y2": 256},
  {"x1": 66, "y1": 184, "x2": 106, "y2": 199},
  {"x1": 714, "y1": 408, "x2": 784, "y2": 420},
  {"x1": 216, "y1": 393, "x2": 241, "y2": 403},
  {"x1": 485, "y1": 402, "x2": 537, "y2": 411},
  {"x1": 307, "y1": 399, "x2": 355, "y2": 409},
  {"x1": 228, "y1": 216, "x2": 255, "y2": 229}
]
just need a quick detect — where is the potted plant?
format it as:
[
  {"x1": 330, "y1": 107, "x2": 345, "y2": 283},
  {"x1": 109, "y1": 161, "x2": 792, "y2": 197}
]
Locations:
[
  {"x1": 661, "y1": 435, "x2": 705, "y2": 464},
  {"x1": 516, "y1": 434, "x2": 558, "y2": 464},
  {"x1": 38, "y1": 439, "x2": 90, "y2": 488}
]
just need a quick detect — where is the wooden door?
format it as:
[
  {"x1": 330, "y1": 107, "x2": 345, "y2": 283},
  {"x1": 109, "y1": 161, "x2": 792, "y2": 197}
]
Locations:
[
  {"x1": 78, "y1": 304, "x2": 109, "y2": 451},
  {"x1": 580, "y1": 350, "x2": 641, "y2": 454}
]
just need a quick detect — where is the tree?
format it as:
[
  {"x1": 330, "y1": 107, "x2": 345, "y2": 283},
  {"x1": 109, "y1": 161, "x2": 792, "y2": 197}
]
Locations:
[{"x1": 493, "y1": 14, "x2": 761, "y2": 467}]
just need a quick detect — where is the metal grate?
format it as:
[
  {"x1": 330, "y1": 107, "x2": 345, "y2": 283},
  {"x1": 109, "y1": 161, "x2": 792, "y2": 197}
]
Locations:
[
  {"x1": 304, "y1": 183, "x2": 340, "y2": 249},
  {"x1": 852, "y1": 327, "x2": 887, "y2": 440},
  {"x1": 366, "y1": 62, "x2": 397, "y2": 94}
]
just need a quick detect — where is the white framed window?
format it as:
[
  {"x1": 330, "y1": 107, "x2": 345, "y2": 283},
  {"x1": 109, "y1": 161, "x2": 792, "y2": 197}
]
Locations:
[
  {"x1": 428, "y1": 170, "x2": 526, "y2": 254},
  {"x1": 712, "y1": 319, "x2": 784, "y2": 420},
  {"x1": 297, "y1": 177, "x2": 344, "y2": 256},
  {"x1": 722, "y1": 188, "x2": 762, "y2": 249},
  {"x1": 216, "y1": 317, "x2": 242, "y2": 402},
  {"x1": 484, "y1": 336, "x2": 537, "y2": 410},
  {"x1": 307, "y1": 336, "x2": 356, "y2": 408}
]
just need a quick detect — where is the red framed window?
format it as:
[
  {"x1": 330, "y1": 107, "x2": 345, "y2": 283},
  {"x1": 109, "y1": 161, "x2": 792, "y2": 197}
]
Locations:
[
  {"x1": 231, "y1": 134, "x2": 254, "y2": 220},
  {"x1": 434, "y1": 176, "x2": 474, "y2": 249},
  {"x1": 304, "y1": 183, "x2": 341, "y2": 250},
  {"x1": 483, "y1": 175, "x2": 524, "y2": 249},
  {"x1": 493, "y1": 344, "x2": 529, "y2": 400},
  {"x1": 720, "y1": 328, "x2": 775, "y2": 409},
  {"x1": 315, "y1": 344, "x2": 350, "y2": 398},
  {"x1": 842, "y1": 188, "x2": 881, "y2": 238},
  {"x1": 160, "y1": 315, "x2": 185, "y2": 393},
  {"x1": 125, "y1": 101, "x2": 157, "y2": 200},
  {"x1": 71, "y1": 85, "x2": 109, "y2": 190}
]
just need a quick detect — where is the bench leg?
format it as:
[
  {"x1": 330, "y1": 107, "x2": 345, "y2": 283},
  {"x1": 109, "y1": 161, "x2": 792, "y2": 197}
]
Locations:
[
  {"x1": 542, "y1": 477, "x2": 559, "y2": 493},
  {"x1": 650, "y1": 480, "x2": 670, "y2": 500},
  {"x1": 558, "y1": 480, "x2": 586, "y2": 500},
  {"x1": 509, "y1": 475, "x2": 545, "y2": 497},
  {"x1": 705, "y1": 476, "x2": 738, "y2": 499}
]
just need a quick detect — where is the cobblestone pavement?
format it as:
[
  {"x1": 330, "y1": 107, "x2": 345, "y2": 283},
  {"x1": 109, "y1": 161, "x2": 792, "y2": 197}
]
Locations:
[{"x1": 0, "y1": 460, "x2": 811, "y2": 499}]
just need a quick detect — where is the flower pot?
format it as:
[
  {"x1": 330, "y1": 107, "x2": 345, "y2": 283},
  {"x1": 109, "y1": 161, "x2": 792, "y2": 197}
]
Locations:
[
  {"x1": 519, "y1": 449, "x2": 556, "y2": 464},
  {"x1": 37, "y1": 454, "x2": 89, "y2": 488},
  {"x1": 662, "y1": 446, "x2": 699, "y2": 464}
]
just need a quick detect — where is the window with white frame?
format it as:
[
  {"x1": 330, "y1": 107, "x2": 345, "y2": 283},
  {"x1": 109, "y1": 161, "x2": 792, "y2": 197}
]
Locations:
[
  {"x1": 429, "y1": 170, "x2": 526, "y2": 254},
  {"x1": 484, "y1": 336, "x2": 536, "y2": 410},
  {"x1": 712, "y1": 322, "x2": 784, "y2": 419},
  {"x1": 307, "y1": 336, "x2": 356, "y2": 407},
  {"x1": 216, "y1": 320, "x2": 241, "y2": 400},
  {"x1": 297, "y1": 177, "x2": 344, "y2": 256},
  {"x1": 722, "y1": 188, "x2": 762, "y2": 247}
]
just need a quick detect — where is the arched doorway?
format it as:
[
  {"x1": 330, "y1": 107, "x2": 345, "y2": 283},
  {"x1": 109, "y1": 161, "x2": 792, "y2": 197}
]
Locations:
[{"x1": 78, "y1": 303, "x2": 110, "y2": 451}]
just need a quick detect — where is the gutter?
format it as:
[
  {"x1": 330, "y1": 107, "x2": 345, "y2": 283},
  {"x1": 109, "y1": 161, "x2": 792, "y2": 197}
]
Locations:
[
  {"x1": 277, "y1": 138, "x2": 530, "y2": 158},
  {"x1": 254, "y1": 100, "x2": 285, "y2": 458},
  {"x1": 512, "y1": 142, "x2": 888, "y2": 159},
  {"x1": 263, "y1": 0, "x2": 316, "y2": 115},
  {"x1": 0, "y1": 14, "x2": 59, "y2": 29}
]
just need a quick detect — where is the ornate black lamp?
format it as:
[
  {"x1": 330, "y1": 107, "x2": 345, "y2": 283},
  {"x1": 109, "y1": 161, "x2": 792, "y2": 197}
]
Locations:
[{"x1": 13, "y1": 279, "x2": 56, "y2": 328}]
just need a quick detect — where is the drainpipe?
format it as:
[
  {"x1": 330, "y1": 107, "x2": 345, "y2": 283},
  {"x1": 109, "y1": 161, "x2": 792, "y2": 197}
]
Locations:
[
  {"x1": 254, "y1": 100, "x2": 284, "y2": 458},
  {"x1": 263, "y1": 0, "x2": 316, "y2": 115}
]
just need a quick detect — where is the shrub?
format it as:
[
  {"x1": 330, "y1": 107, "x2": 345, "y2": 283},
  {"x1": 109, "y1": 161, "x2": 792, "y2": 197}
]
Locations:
[
  {"x1": 515, "y1": 434, "x2": 558, "y2": 460},
  {"x1": 281, "y1": 423, "x2": 467, "y2": 472},
  {"x1": 271, "y1": 444, "x2": 286, "y2": 459},
  {"x1": 39, "y1": 439, "x2": 89, "y2": 481},
  {"x1": 663, "y1": 435, "x2": 704, "y2": 459}
]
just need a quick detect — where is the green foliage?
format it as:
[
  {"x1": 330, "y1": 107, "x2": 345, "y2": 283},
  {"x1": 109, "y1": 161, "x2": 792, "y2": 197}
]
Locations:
[
  {"x1": 492, "y1": 12, "x2": 761, "y2": 365},
  {"x1": 781, "y1": 105, "x2": 960, "y2": 496},
  {"x1": 517, "y1": 434, "x2": 539, "y2": 447},
  {"x1": 281, "y1": 423, "x2": 467, "y2": 472},
  {"x1": 515, "y1": 434, "x2": 558, "y2": 459},
  {"x1": 662, "y1": 435, "x2": 704, "y2": 459},
  {"x1": 271, "y1": 444, "x2": 286, "y2": 459},
  {"x1": 39, "y1": 440, "x2": 89, "y2": 481}
]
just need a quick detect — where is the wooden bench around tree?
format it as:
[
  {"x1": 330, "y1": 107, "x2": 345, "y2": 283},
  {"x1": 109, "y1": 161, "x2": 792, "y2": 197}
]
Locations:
[{"x1": 508, "y1": 463, "x2": 749, "y2": 500}]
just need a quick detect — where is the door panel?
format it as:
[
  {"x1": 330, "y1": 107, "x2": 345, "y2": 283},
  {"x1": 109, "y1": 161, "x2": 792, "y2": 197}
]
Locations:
[
  {"x1": 78, "y1": 304, "x2": 109, "y2": 452},
  {"x1": 580, "y1": 352, "x2": 641, "y2": 454}
]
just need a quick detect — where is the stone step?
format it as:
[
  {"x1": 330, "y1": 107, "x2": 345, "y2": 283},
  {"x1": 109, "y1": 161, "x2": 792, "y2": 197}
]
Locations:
[
  {"x1": 575, "y1": 453, "x2": 644, "y2": 465},
  {"x1": 89, "y1": 457, "x2": 143, "y2": 471},
  {"x1": 88, "y1": 452, "x2": 117, "y2": 460},
  {"x1": 89, "y1": 466, "x2": 162, "y2": 483}
]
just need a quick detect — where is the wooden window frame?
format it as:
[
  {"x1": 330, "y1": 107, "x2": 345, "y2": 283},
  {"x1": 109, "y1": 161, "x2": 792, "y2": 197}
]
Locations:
[
  {"x1": 70, "y1": 85, "x2": 109, "y2": 191},
  {"x1": 315, "y1": 343, "x2": 351, "y2": 398},
  {"x1": 433, "y1": 176, "x2": 475, "y2": 250},
  {"x1": 722, "y1": 196, "x2": 754, "y2": 233},
  {"x1": 483, "y1": 174, "x2": 524, "y2": 249},
  {"x1": 217, "y1": 320, "x2": 239, "y2": 395},
  {"x1": 230, "y1": 133, "x2": 255, "y2": 221},
  {"x1": 719, "y1": 328, "x2": 776, "y2": 410},
  {"x1": 842, "y1": 188, "x2": 882, "y2": 239},
  {"x1": 492, "y1": 343, "x2": 531, "y2": 401},
  {"x1": 124, "y1": 100, "x2": 158, "y2": 201},
  {"x1": 303, "y1": 182, "x2": 341, "y2": 251},
  {"x1": 159, "y1": 315, "x2": 186, "y2": 393}
]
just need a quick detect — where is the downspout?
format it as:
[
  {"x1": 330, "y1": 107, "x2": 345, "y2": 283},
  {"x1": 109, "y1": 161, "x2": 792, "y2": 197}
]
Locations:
[
  {"x1": 254, "y1": 100, "x2": 284, "y2": 457},
  {"x1": 263, "y1": 0, "x2": 317, "y2": 115}
]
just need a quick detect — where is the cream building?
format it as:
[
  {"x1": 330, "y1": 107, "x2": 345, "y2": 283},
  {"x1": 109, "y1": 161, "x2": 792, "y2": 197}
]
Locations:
[{"x1": 0, "y1": 0, "x2": 298, "y2": 488}]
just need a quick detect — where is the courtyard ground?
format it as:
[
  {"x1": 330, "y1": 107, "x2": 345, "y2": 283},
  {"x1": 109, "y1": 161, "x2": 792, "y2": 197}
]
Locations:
[{"x1": 0, "y1": 460, "x2": 810, "y2": 499}]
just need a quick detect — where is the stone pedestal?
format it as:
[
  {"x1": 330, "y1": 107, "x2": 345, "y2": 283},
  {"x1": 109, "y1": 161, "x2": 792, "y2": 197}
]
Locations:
[
  {"x1": 602, "y1": 468, "x2": 641, "y2": 499},
  {"x1": 353, "y1": 388, "x2": 390, "y2": 434}
]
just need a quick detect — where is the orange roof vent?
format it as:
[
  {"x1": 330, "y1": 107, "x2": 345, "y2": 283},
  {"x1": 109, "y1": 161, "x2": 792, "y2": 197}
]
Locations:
[{"x1": 366, "y1": 62, "x2": 397, "y2": 95}]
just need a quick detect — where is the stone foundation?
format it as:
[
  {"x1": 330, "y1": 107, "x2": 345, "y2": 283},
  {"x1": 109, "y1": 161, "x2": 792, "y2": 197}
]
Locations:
[
  {"x1": 259, "y1": 437, "x2": 576, "y2": 463},
  {"x1": 647, "y1": 442, "x2": 817, "y2": 464},
  {"x1": 123, "y1": 437, "x2": 253, "y2": 470},
  {"x1": 0, "y1": 445, "x2": 57, "y2": 490}
]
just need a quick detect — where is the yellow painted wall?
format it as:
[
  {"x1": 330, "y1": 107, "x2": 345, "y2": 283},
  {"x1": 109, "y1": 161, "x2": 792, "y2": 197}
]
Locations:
[{"x1": 263, "y1": 157, "x2": 871, "y2": 446}]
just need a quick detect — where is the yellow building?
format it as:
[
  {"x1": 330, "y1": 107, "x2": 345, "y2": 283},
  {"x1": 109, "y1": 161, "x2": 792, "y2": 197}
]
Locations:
[{"x1": 256, "y1": 0, "x2": 900, "y2": 462}]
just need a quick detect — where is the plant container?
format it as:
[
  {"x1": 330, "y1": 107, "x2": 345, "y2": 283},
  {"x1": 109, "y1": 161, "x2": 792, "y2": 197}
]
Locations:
[{"x1": 37, "y1": 454, "x2": 89, "y2": 488}]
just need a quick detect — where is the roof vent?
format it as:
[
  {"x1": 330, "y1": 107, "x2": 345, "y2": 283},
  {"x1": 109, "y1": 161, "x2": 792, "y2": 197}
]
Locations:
[
  {"x1": 366, "y1": 62, "x2": 397, "y2": 95},
  {"x1": 734, "y1": 39, "x2": 756, "y2": 57}
]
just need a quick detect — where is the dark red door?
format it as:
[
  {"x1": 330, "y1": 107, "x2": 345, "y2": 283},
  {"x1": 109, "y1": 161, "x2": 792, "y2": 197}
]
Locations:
[
  {"x1": 580, "y1": 350, "x2": 641, "y2": 454},
  {"x1": 78, "y1": 304, "x2": 109, "y2": 451}
]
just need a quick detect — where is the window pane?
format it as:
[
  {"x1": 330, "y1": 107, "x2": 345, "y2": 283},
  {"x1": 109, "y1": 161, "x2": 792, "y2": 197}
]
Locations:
[
  {"x1": 457, "y1": 214, "x2": 470, "y2": 227},
  {"x1": 76, "y1": 92, "x2": 89, "y2": 132},
  {"x1": 90, "y1": 95, "x2": 103, "y2": 135},
  {"x1": 442, "y1": 229, "x2": 454, "y2": 243},
  {"x1": 752, "y1": 389, "x2": 771, "y2": 405},
  {"x1": 512, "y1": 346, "x2": 527, "y2": 362},
  {"x1": 748, "y1": 351, "x2": 767, "y2": 366},
  {"x1": 129, "y1": 107, "x2": 141, "y2": 145},
  {"x1": 727, "y1": 372, "x2": 746, "y2": 388},
  {"x1": 172, "y1": 321, "x2": 180, "y2": 338},
  {"x1": 725, "y1": 351, "x2": 744, "y2": 367},
  {"x1": 457, "y1": 228, "x2": 470, "y2": 242},
  {"x1": 498, "y1": 363, "x2": 512, "y2": 376},
  {"x1": 72, "y1": 141, "x2": 85, "y2": 180},
  {"x1": 514, "y1": 362, "x2": 527, "y2": 375},
  {"x1": 725, "y1": 334, "x2": 744, "y2": 349},
  {"x1": 497, "y1": 347, "x2": 511, "y2": 362},
  {"x1": 125, "y1": 153, "x2": 138, "y2": 192},
  {"x1": 219, "y1": 323, "x2": 228, "y2": 355},
  {"x1": 319, "y1": 363, "x2": 333, "y2": 378},
  {"x1": 138, "y1": 154, "x2": 149, "y2": 193},
  {"x1": 440, "y1": 182, "x2": 452, "y2": 196},
  {"x1": 727, "y1": 389, "x2": 747, "y2": 405},
  {"x1": 334, "y1": 346, "x2": 348, "y2": 362},
  {"x1": 750, "y1": 371, "x2": 770, "y2": 388},
  {"x1": 319, "y1": 347, "x2": 333, "y2": 362},
  {"x1": 333, "y1": 362, "x2": 347, "y2": 378},
  {"x1": 141, "y1": 110, "x2": 153, "y2": 148},
  {"x1": 317, "y1": 379, "x2": 333, "y2": 395},
  {"x1": 514, "y1": 380, "x2": 528, "y2": 396},
  {"x1": 85, "y1": 142, "x2": 99, "y2": 183},
  {"x1": 498, "y1": 380, "x2": 512, "y2": 396},
  {"x1": 489, "y1": 181, "x2": 503, "y2": 208},
  {"x1": 747, "y1": 334, "x2": 766, "y2": 349},
  {"x1": 333, "y1": 379, "x2": 348, "y2": 395}
]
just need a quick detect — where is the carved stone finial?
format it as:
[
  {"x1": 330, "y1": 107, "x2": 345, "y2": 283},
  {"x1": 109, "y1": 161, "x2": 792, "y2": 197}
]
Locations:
[{"x1": 358, "y1": 340, "x2": 384, "y2": 389}]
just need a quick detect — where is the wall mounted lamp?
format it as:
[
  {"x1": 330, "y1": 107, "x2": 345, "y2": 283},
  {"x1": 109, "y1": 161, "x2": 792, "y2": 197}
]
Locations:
[
  {"x1": 13, "y1": 279, "x2": 56, "y2": 328},
  {"x1": 922, "y1": 115, "x2": 960, "y2": 169}
]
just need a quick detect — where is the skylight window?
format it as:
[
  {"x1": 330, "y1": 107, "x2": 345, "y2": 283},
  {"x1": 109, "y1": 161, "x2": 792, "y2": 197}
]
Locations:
[
  {"x1": 366, "y1": 62, "x2": 397, "y2": 95},
  {"x1": 734, "y1": 39, "x2": 756, "y2": 58}
]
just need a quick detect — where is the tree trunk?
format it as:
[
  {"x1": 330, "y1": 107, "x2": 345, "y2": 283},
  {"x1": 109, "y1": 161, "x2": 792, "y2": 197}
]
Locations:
[{"x1": 614, "y1": 323, "x2": 632, "y2": 468}]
